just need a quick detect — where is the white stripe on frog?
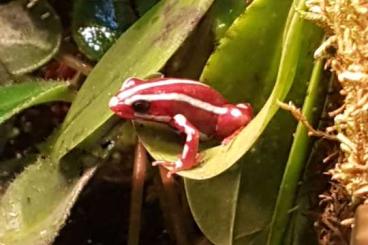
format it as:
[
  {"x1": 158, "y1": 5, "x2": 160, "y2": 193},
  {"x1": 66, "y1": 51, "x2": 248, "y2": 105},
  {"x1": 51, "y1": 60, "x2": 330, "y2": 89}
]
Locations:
[
  {"x1": 125, "y1": 93, "x2": 228, "y2": 115},
  {"x1": 117, "y1": 78, "x2": 208, "y2": 100}
]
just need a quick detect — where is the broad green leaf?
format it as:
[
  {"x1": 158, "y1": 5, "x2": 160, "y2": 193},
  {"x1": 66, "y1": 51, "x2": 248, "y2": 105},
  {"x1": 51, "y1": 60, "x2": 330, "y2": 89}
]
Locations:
[
  {"x1": 0, "y1": 81, "x2": 74, "y2": 125},
  {"x1": 138, "y1": 0, "x2": 295, "y2": 179},
  {"x1": 0, "y1": 156, "x2": 96, "y2": 245},
  {"x1": 267, "y1": 60, "x2": 327, "y2": 244},
  {"x1": 185, "y1": 22, "x2": 323, "y2": 245},
  {"x1": 51, "y1": 0, "x2": 215, "y2": 161},
  {"x1": 0, "y1": 0, "x2": 61, "y2": 75}
]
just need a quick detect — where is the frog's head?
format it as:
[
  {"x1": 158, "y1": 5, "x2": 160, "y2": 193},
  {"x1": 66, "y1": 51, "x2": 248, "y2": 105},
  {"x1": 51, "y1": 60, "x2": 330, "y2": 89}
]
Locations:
[{"x1": 109, "y1": 77, "x2": 150, "y2": 119}]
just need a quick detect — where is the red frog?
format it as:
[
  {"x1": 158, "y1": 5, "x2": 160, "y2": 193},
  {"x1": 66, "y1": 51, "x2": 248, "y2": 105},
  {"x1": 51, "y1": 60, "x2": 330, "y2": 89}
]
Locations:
[{"x1": 109, "y1": 77, "x2": 253, "y2": 175}]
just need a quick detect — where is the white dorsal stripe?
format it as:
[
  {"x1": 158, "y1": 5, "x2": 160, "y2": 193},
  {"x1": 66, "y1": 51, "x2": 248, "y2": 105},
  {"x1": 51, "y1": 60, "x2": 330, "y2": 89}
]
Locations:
[
  {"x1": 118, "y1": 79, "x2": 208, "y2": 100},
  {"x1": 125, "y1": 93, "x2": 228, "y2": 115}
]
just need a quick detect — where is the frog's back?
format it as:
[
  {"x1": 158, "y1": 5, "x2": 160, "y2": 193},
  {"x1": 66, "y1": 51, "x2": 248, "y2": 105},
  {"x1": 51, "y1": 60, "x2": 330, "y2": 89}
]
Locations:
[{"x1": 138, "y1": 78, "x2": 228, "y2": 106}]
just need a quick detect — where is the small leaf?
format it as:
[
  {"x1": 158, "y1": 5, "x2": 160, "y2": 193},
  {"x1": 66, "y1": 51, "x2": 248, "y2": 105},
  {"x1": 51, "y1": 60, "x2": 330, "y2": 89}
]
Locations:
[
  {"x1": 0, "y1": 80, "x2": 74, "y2": 125},
  {"x1": 52, "y1": 0, "x2": 215, "y2": 161},
  {"x1": 0, "y1": 156, "x2": 96, "y2": 245},
  {"x1": 0, "y1": 0, "x2": 62, "y2": 75}
]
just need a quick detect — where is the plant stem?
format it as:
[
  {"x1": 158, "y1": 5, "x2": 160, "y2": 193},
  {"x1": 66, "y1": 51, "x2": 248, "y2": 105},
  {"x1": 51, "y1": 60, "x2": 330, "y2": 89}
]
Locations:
[
  {"x1": 56, "y1": 53, "x2": 92, "y2": 76},
  {"x1": 158, "y1": 167, "x2": 191, "y2": 245},
  {"x1": 128, "y1": 141, "x2": 147, "y2": 245}
]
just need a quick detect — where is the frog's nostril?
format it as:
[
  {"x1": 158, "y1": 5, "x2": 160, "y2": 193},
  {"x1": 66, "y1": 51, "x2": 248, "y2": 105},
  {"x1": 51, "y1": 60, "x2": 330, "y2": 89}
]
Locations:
[{"x1": 109, "y1": 96, "x2": 119, "y2": 109}]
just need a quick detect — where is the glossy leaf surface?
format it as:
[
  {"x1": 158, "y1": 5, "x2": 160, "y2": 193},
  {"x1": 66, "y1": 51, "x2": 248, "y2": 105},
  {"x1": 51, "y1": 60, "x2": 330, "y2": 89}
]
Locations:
[
  {"x1": 0, "y1": 0, "x2": 61, "y2": 75},
  {"x1": 0, "y1": 81, "x2": 73, "y2": 125}
]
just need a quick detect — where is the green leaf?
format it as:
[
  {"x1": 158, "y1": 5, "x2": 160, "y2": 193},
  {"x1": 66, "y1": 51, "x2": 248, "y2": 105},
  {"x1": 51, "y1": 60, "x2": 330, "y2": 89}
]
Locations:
[
  {"x1": 0, "y1": 80, "x2": 74, "y2": 125},
  {"x1": 0, "y1": 0, "x2": 62, "y2": 75},
  {"x1": 0, "y1": 156, "x2": 96, "y2": 245},
  {"x1": 51, "y1": 0, "x2": 215, "y2": 161},
  {"x1": 137, "y1": 0, "x2": 296, "y2": 179}
]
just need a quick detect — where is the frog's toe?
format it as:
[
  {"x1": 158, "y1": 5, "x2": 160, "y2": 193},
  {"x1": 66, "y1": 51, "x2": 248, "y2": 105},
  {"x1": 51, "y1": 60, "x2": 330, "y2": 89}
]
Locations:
[
  {"x1": 153, "y1": 160, "x2": 185, "y2": 177},
  {"x1": 152, "y1": 160, "x2": 175, "y2": 167}
]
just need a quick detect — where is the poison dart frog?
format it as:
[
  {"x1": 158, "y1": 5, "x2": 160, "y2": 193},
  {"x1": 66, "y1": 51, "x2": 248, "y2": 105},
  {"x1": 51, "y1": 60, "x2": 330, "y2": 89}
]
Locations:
[{"x1": 109, "y1": 77, "x2": 253, "y2": 176}]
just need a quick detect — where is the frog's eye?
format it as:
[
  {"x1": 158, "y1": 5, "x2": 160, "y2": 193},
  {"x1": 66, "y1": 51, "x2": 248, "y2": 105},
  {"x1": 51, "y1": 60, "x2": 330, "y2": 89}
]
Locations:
[{"x1": 132, "y1": 100, "x2": 150, "y2": 113}]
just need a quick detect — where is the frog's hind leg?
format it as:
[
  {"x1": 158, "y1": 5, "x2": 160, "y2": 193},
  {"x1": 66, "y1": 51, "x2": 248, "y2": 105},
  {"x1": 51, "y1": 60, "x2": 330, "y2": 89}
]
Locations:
[{"x1": 153, "y1": 114, "x2": 200, "y2": 177}]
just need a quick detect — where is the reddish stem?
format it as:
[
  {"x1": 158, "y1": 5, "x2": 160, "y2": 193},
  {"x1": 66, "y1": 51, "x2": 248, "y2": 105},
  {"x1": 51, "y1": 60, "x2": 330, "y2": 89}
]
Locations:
[
  {"x1": 128, "y1": 142, "x2": 148, "y2": 245},
  {"x1": 158, "y1": 167, "x2": 191, "y2": 245},
  {"x1": 56, "y1": 53, "x2": 92, "y2": 76}
]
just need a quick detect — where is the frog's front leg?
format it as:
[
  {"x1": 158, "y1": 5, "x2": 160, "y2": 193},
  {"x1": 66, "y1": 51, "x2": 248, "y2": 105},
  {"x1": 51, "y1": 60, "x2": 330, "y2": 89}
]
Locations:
[{"x1": 153, "y1": 114, "x2": 199, "y2": 176}]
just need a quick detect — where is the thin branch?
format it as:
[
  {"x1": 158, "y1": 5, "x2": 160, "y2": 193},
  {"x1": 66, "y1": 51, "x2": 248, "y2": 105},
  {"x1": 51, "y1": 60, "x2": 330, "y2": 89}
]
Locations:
[
  {"x1": 56, "y1": 53, "x2": 93, "y2": 76},
  {"x1": 278, "y1": 101, "x2": 338, "y2": 141}
]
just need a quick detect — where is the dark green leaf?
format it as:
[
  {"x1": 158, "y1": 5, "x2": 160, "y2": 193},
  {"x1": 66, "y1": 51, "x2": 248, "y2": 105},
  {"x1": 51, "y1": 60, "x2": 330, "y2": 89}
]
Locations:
[
  {"x1": 211, "y1": 0, "x2": 247, "y2": 40},
  {"x1": 134, "y1": 0, "x2": 159, "y2": 16},
  {"x1": 72, "y1": 0, "x2": 138, "y2": 60},
  {"x1": 0, "y1": 0, "x2": 61, "y2": 75}
]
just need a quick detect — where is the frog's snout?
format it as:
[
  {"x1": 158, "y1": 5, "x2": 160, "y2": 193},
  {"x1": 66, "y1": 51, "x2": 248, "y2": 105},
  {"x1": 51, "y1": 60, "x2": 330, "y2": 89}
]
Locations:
[
  {"x1": 109, "y1": 96, "x2": 120, "y2": 109},
  {"x1": 109, "y1": 96, "x2": 135, "y2": 119}
]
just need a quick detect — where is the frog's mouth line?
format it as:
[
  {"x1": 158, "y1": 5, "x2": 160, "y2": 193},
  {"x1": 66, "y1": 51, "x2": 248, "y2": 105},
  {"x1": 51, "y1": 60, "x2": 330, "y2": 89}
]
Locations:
[{"x1": 134, "y1": 113, "x2": 171, "y2": 123}]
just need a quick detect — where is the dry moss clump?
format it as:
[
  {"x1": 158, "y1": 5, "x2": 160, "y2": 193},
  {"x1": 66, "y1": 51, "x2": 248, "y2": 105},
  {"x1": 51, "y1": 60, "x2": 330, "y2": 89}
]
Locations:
[
  {"x1": 303, "y1": 0, "x2": 368, "y2": 242},
  {"x1": 306, "y1": 0, "x2": 368, "y2": 201}
]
